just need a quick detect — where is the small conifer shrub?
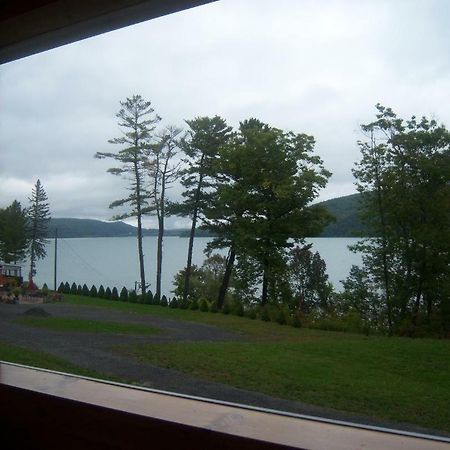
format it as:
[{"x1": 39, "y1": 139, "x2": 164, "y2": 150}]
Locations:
[
  {"x1": 70, "y1": 282, "x2": 77, "y2": 294},
  {"x1": 64, "y1": 282, "x2": 71, "y2": 294},
  {"x1": 199, "y1": 298, "x2": 209, "y2": 312},
  {"x1": 82, "y1": 284, "x2": 90, "y2": 297},
  {"x1": 129, "y1": 290, "x2": 137, "y2": 303},
  {"x1": 111, "y1": 287, "x2": 119, "y2": 301},
  {"x1": 98, "y1": 285, "x2": 105, "y2": 298},
  {"x1": 105, "y1": 287, "x2": 112, "y2": 300},
  {"x1": 119, "y1": 287, "x2": 128, "y2": 302},
  {"x1": 77, "y1": 284, "x2": 82, "y2": 295},
  {"x1": 145, "y1": 291, "x2": 154, "y2": 304},
  {"x1": 90, "y1": 285, "x2": 98, "y2": 297},
  {"x1": 222, "y1": 301, "x2": 231, "y2": 315},
  {"x1": 169, "y1": 297, "x2": 179, "y2": 308},
  {"x1": 209, "y1": 302, "x2": 219, "y2": 313},
  {"x1": 57, "y1": 282, "x2": 65, "y2": 293},
  {"x1": 160, "y1": 295, "x2": 168, "y2": 307},
  {"x1": 189, "y1": 298, "x2": 199, "y2": 310}
]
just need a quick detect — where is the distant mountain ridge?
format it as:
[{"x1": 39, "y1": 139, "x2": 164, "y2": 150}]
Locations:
[
  {"x1": 315, "y1": 193, "x2": 369, "y2": 237},
  {"x1": 48, "y1": 193, "x2": 368, "y2": 239}
]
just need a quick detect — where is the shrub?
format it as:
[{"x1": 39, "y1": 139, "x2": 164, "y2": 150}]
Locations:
[
  {"x1": 119, "y1": 287, "x2": 128, "y2": 302},
  {"x1": 90, "y1": 285, "x2": 98, "y2": 297},
  {"x1": 179, "y1": 298, "x2": 189, "y2": 309},
  {"x1": 222, "y1": 301, "x2": 231, "y2": 315},
  {"x1": 153, "y1": 294, "x2": 161, "y2": 306},
  {"x1": 70, "y1": 282, "x2": 77, "y2": 294},
  {"x1": 260, "y1": 306, "x2": 270, "y2": 322},
  {"x1": 98, "y1": 285, "x2": 105, "y2": 298},
  {"x1": 169, "y1": 298, "x2": 179, "y2": 308},
  {"x1": 189, "y1": 298, "x2": 199, "y2": 310},
  {"x1": 111, "y1": 287, "x2": 119, "y2": 301},
  {"x1": 82, "y1": 284, "x2": 90, "y2": 296},
  {"x1": 232, "y1": 300, "x2": 244, "y2": 317},
  {"x1": 42, "y1": 283, "x2": 49, "y2": 296},
  {"x1": 145, "y1": 291, "x2": 154, "y2": 304},
  {"x1": 105, "y1": 287, "x2": 112, "y2": 300},
  {"x1": 199, "y1": 298, "x2": 209, "y2": 312},
  {"x1": 160, "y1": 295, "x2": 168, "y2": 307},
  {"x1": 64, "y1": 282, "x2": 71, "y2": 294},
  {"x1": 77, "y1": 284, "x2": 82, "y2": 295},
  {"x1": 275, "y1": 308, "x2": 287, "y2": 325},
  {"x1": 245, "y1": 307, "x2": 257, "y2": 320},
  {"x1": 209, "y1": 302, "x2": 219, "y2": 313},
  {"x1": 57, "y1": 282, "x2": 65, "y2": 293},
  {"x1": 129, "y1": 290, "x2": 138, "y2": 303},
  {"x1": 292, "y1": 312, "x2": 302, "y2": 328}
]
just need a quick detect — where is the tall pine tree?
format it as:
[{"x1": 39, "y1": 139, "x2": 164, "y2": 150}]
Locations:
[
  {"x1": 95, "y1": 95, "x2": 160, "y2": 296},
  {"x1": 27, "y1": 180, "x2": 50, "y2": 282}
]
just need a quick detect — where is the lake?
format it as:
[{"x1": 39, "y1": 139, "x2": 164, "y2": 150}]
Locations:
[{"x1": 31, "y1": 237, "x2": 363, "y2": 296}]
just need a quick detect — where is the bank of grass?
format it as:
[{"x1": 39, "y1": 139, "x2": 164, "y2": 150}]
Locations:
[
  {"x1": 59, "y1": 294, "x2": 450, "y2": 431},
  {"x1": 116, "y1": 338, "x2": 450, "y2": 433},
  {"x1": 0, "y1": 341, "x2": 113, "y2": 380},
  {"x1": 14, "y1": 316, "x2": 161, "y2": 335},
  {"x1": 60, "y1": 294, "x2": 317, "y2": 340}
]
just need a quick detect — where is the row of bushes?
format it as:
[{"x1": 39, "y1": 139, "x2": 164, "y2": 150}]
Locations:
[{"x1": 58, "y1": 281, "x2": 302, "y2": 328}]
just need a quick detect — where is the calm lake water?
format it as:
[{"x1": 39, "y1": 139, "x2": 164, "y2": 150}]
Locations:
[{"x1": 31, "y1": 237, "x2": 363, "y2": 296}]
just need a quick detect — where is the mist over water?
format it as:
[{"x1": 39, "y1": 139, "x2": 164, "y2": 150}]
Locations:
[{"x1": 32, "y1": 237, "x2": 363, "y2": 296}]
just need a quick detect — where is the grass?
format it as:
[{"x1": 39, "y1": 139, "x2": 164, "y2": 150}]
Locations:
[
  {"x1": 55, "y1": 295, "x2": 450, "y2": 432},
  {"x1": 14, "y1": 316, "x2": 161, "y2": 335},
  {"x1": 116, "y1": 337, "x2": 450, "y2": 432},
  {"x1": 0, "y1": 341, "x2": 113, "y2": 380}
]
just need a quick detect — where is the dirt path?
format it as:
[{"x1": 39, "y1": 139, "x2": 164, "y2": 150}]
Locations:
[{"x1": 1, "y1": 302, "x2": 448, "y2": 438}]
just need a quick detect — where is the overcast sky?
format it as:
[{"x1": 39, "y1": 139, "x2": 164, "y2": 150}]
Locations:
[{"x1": 1, "y1": 0, "x2": 449, "y2": 228}]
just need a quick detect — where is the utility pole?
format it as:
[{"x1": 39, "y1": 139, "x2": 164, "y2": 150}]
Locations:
[{"x1": 54, "y1": 228, "x2": 58, "y2": 291}]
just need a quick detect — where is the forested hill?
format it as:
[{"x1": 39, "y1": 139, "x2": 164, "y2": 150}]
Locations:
[
  {"x1": 47, "y1": 218, "x2": 183, "y2": 238},
  {"x1": 48, "y1": 193, "x2": 368, "y2": 238},
  {"x1": 316, "y1": 193, "x2": 369, "y2": 237}
]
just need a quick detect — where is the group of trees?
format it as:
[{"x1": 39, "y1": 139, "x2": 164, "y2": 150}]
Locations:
[
  {"x1": 99, "y1": 96, "x2": 449, "y2": 337},
  {"x1": 0, "y1": 180, "x2": 51, "y2": 283},
  {"x1": 99, "y1": 95, "x2": 332, "y2": 308},
  {"x1": 339, "y1": 105, "x2": 450, "y2": 336}
]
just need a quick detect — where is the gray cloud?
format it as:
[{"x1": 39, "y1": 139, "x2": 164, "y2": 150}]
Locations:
[{"x1": 1, "y1": 0, "x2": 449, "y2": 226}]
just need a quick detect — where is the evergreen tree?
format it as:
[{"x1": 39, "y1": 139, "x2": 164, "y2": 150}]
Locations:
[
  {"x1": 82, "y1": 284, "x2": 90, "y2": 296},
  {"x1": 119, "y1": 286, "x2": 129, "y2": 301},
  {"x1": 70, "y1": 282, "x2": 77, "y2": 294},
  {"x1": 57, "y1": 282, "x2": 65, "y2": 293},
  {"x1": 105, "y1": 287, "x2": 112, "y2": 299},
  {"x1": 0, "y1": 201, "x2": 29, "y2": 263},
  {"x1": 77, "y1": 284, "x2": 83, "y2": 295},
  {"x1": 174, "y1": 116, "x2": 233, "y2": 303},
  {"x1": 90, "y1": 285, "x2": 98, "y2": 297},
  {"x1": 98, "y1": 285, "x2": 105, "y2": 298},
  {"x1": 111, "y1": 287, "x2": 119, "y2": 300},
  {"x1": 128, "y1": 290, "x2": 137, "y2": 303},
  {"x1": 95, "y1": 95, "x2": 160, "y2": 296},
  {"x1": 27, "y1": 180, "x2": 50, "y2": 281},
  {"x1": 64, "y1": 281, "x2": 70, "y2": 294}
]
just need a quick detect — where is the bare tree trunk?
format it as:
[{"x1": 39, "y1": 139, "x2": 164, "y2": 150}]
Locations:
[
  {"x1": 134, "y1": 158, "x2": 146, "y2": 297},
  {"x1": 155, "y1": 178, "x2": 166, "y2": 300},
  {"x1": 183, "y1": 168, "x2": 204, "y2": 303},
  {"x1": 217, "y1": 247, "x2": 235, "y2": 309}
]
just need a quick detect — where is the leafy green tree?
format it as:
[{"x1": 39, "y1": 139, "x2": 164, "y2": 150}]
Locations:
[
  {"x1": 150, "y1": 126, "x2": 182, "y2": 299},
  {"x1": 288, "y1": 244, "x2": 333, "y2": 314},
  {"x1": 175, "y1": 116, "x2": 233, "y2": 303},
  {"x1": 205, "y1": 119, "x2": 331, "y2": 306},
  {"x1": 27, "y1": 180, "x2": 50, "y2": 280},
  {"x1": 95, "y1": 95, "x2": 160, "y2": 296},
  {"x1": 351, "y1": 104, "x2": 450, "y2": 335},
  {"x1": 0, "y1": 201, "x2": 29, "y2": 263}
]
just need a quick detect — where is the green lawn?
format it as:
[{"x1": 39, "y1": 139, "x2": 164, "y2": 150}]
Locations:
[
  {"x1": 15, "y1": 316, "x2": 161, "y2": 335},
  {"x1": 116, "y1": 337, "x2": 450, "y2": 432},
  {"x1": 0, "y1": 341, "x2": 112, "y2": 380},
  {"x1": 58, "y1": 295, "x2": 450, "y2": 432}
]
